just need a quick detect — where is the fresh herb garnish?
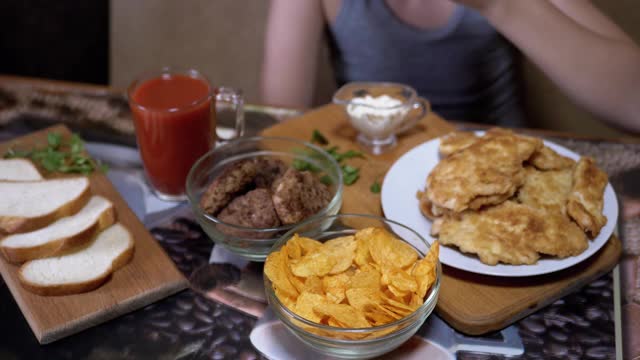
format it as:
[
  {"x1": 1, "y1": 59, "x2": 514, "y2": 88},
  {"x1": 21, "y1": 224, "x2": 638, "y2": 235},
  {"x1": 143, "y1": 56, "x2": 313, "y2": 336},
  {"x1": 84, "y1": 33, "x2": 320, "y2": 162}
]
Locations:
[
  {"x1": 370, "y1": 180, "x2": 381, "y2": 194},
  {"x1": 4, "y1": 132, "x2": 108, "y2": 175},
  {"x1": 311, "y1": 129, "x2": 329, "y2": 145},
  {"x1": 342, "y1": 165, "x2": 360, "y2": 185},
  {"x1": 320, "y1": 174, "x2": 333, "y2": 185}
]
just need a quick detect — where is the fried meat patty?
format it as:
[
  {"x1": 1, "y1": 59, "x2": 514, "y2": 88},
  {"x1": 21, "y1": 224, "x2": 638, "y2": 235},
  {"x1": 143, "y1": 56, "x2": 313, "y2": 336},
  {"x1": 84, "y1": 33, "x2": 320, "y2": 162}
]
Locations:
[
  {"x1": 272, "y1": 168, "x2": 332, "y2": 224},
  {"x1": 217, "y1": 188, "x2": 281, "y2": 239}
]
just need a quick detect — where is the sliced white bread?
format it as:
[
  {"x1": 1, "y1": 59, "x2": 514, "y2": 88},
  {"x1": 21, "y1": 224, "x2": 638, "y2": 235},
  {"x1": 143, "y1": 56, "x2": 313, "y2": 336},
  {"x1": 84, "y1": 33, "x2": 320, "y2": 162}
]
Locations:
[
  {"x1": 0, "y1": 177, "x2": 91, "y2": 234},
  {"x1": 0, "y1": 159, "x2": 43, "y2": 181},
  {"x1": 18, "y1": 223, "x2": 134, "y2": 296},
  {"x1": 0, "y1": 196, "x2": 116, "y2": 263}
]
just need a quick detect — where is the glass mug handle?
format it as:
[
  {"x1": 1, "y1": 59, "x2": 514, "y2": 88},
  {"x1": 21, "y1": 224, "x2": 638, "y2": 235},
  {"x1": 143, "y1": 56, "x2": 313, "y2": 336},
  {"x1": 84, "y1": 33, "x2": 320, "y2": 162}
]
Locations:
[
  {"x1": 396, "y1": 99, "x2": 430, "y2": 134},
  {"x1": 215, "y1": 87, "x2": 246, "y2": 142}
]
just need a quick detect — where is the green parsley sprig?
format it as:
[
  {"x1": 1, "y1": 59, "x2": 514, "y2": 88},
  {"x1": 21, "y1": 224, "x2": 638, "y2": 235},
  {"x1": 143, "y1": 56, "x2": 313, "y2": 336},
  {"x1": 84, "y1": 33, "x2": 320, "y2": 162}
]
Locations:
[
  {"x1": 292, "y1": 129, "x2": 366, "y2": 186},
  {"x1": 4, "y1": 132, "x2": 108, "y2": 175}
]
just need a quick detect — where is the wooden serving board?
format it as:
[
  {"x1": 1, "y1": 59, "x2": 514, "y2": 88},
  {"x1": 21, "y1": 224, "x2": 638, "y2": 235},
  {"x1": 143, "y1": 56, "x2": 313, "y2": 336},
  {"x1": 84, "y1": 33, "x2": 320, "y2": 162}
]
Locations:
[
  {"x1": 262, "y1": 103, "x2": 622, "y2": 335},
  {"x1": 0, "y1": 124, "x2": 188, "y2": 344}
]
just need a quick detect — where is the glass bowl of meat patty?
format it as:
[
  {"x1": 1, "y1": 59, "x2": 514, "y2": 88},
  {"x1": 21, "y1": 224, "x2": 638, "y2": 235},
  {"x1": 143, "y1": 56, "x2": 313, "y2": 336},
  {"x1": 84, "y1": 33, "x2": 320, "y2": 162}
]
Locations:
[{"x1": 186, "y1": 136, "x2": 343, "y2": 261}]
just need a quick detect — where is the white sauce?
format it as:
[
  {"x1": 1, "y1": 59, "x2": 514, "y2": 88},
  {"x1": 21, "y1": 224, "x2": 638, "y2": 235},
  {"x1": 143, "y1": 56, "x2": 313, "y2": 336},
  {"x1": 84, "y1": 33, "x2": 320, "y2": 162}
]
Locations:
[{"x1": 346, "y1": 95, "x2": 409, "y2": 139}]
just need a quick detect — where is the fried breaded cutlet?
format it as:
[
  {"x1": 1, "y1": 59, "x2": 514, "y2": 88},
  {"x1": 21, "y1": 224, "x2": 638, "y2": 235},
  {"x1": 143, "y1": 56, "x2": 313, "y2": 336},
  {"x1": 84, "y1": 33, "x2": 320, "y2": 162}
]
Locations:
[
  {"x1": 438, "y1": 131, "x2": 478, "y2": 157},
  {"x1": 426, "y1": 133, "x2": 542, "y2": 213},
  {"x1": 567, "y1": 157, "x2": 608, "y2": 238},
  {"x1": 517, "y1": 166, "x2": 573, "y2": 212},
  {"x1": 528, "y1": 146, "x2": 576, "y2": 170},
  {"x1": 437, "y1": 201, "x2": 588, "y2": 265}
]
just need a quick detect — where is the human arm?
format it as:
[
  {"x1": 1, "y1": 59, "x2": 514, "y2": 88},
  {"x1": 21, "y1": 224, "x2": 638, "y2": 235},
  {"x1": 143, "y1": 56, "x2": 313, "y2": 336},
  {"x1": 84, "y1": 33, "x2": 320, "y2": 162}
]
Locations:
[
  {"x1": 453, "y1": 0, "x2": 640, "y2": 133},
  {"x1": 260, "y1": 0, "x2": 326, "y2": 109}
]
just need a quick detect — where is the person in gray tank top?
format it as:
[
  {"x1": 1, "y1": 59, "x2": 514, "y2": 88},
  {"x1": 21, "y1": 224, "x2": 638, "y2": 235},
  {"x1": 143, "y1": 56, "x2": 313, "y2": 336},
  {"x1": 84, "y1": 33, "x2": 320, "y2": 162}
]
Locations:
[
  {"x1": 328, "y1": 1, "x2": 523, "y2": 125},
  {"x1": 261, "y1": 0, "x2": 640, "y2": 132}
]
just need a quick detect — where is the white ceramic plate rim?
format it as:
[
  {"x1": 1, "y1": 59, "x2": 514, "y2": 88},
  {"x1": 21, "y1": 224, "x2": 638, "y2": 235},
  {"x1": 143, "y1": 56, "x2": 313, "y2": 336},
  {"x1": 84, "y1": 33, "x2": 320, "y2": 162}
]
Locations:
[{"x1": 381, "y1": 133, "x2": 618, "y2": 277}]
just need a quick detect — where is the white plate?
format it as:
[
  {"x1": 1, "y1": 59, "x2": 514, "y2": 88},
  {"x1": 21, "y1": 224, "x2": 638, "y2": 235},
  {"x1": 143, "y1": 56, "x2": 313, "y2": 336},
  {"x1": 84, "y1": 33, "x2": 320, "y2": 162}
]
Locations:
[{"x1": 381, "y1": 135, "x2": 619, "y2": 277}]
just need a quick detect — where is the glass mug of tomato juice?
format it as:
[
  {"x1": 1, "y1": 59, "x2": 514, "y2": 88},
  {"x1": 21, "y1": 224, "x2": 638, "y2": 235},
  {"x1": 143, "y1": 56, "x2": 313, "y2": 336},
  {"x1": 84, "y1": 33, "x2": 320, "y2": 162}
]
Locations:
[{"x1": 128, "y1": 68, "x2": 244, "y2": 201}]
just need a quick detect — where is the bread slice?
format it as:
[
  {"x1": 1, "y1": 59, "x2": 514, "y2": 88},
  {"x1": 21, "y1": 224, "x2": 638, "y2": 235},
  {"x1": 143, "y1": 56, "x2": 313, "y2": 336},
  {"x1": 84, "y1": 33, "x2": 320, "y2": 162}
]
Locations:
[
  {"x1": 18, "y1": 223, "x2": 134, "y2": 296},
  {"x1": 0, "y1": 159, "x2": 43, "y2": 181},
  {"x1": 0, "y1": 177, "x2": 91, "y2": 234},
  {"x1": 0, "y1": 196, "x2": 116, "y2": 263}
]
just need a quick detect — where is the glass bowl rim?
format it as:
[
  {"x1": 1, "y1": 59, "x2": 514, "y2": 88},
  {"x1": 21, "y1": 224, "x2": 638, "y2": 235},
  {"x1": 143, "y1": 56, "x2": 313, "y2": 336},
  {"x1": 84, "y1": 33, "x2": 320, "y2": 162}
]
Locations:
[
  {"x1": 265, "y1": 213, "x2": 441, "y2": 341},
  {"x1": 185, "y1": 135, "x2": 344, "y2": 234},
  {"x1": 332, "y1": 81, "x2": 418, "y2": 110}
]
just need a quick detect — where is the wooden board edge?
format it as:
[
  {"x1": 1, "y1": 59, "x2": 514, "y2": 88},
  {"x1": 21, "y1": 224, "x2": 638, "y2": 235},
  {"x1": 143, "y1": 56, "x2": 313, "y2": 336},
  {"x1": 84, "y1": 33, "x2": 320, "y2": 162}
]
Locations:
[
  {"x1": 38, "y1": 279, "x2": 189, "y2": 344},
  {"x1": 434, "y1": 235, "x2": 622, "y2": 335}
]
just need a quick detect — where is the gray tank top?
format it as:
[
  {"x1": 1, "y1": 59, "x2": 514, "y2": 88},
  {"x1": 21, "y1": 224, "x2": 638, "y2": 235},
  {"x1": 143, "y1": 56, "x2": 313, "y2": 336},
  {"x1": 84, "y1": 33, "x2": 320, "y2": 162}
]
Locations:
[{"x1": 328, "y1": 0, "x2": 526, "y2": 126}]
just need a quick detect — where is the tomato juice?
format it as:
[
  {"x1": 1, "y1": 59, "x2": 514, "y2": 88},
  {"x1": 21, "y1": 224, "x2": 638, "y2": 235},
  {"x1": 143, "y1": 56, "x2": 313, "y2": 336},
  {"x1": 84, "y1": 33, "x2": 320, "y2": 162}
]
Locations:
[{"x1": 129, "y1": 72, "x2": 214, "y2": 199}]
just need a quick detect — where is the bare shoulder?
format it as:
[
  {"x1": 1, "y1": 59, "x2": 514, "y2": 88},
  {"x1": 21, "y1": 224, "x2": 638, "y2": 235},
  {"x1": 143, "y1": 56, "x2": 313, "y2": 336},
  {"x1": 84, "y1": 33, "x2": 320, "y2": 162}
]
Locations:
[{"x1": 322, "y1": 0, "x2": 342, "y2": 24}]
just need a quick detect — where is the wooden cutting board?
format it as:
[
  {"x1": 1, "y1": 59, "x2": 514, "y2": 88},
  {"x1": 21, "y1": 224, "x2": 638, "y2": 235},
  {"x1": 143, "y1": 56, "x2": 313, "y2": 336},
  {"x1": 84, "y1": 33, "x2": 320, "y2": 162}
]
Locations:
[
  {"x1": 262, "y1": 102, "x2": 622, "y2": 335},
  {"x1": 0, "y1": 124, "x2": 188, "y2": 344}
]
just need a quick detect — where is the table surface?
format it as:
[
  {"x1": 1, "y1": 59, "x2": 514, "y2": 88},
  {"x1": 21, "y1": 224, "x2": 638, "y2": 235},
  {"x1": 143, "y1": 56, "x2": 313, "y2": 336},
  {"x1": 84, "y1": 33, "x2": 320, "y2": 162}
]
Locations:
[{"x1": 0, "y1": 75, "x2": 638, "y2": 360}]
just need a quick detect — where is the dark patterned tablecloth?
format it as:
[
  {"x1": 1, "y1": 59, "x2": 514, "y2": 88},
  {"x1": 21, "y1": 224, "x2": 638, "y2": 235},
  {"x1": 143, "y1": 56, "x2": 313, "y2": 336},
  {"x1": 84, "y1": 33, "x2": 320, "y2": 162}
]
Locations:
[{"x1": 0, "y1": 79, "x2": 638, "y2": 359}]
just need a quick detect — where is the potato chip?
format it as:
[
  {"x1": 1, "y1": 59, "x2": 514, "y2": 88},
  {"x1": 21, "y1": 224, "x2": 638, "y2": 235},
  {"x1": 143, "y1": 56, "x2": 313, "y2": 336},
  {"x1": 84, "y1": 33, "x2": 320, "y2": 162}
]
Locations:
[
  {"x1": 302, "y1": 275, "x2": 324, "y2": 294},
  {"x1": 323, "y1": 272, "x2": 351, "y2": 303},
  {"x1": 265, "y1": 251, "x2": 299, "y2": 298},
  {"x1": 364, "y1": 325, "x2": 400, "y2": 339},
  {"x1": 291, "y1": 251, "x2": 337, "y2": 277},
  {"x1": 275, "y1": 288, "x2": 297, "y2": 310},
  {"x1": 387, "y1": 284, "x2": 411, "y2": 298},
  {"x1": 345, "y1": 287, "x2": 381, "y2": 311},
  {"x1": 313, "y1": 303, "x2": 371, "y2": 328},
  {"x1": 294, "y1": 292, "x2": 326, "y2": 323},
  {"x1": 409, "y1": 293, "x2": 424, "y2": 309},
  {"x1": 283, "y1": 238, "x2": 302, "y2": 260},
  {"x1": 412, "y1": 241, "x2": 439, "y2": 299},
  {"x1": 354, "y1": 234, "x2": 374, "y2": 267},
  {"x1": 291, "y1": 234, "x2": 323, "y2": 255},
  {"x1": 365, "y1": 228, "x2": 418, "y2": 269},
  {"x1": 349, "y1": 268, "x2": 381, "y2": 289},
  {"x1": 322, "y1": 235, "x2": 357, "y2": 274},
  {"x1": 387, "y1": 268, "x2": 418, "y2": 293}
]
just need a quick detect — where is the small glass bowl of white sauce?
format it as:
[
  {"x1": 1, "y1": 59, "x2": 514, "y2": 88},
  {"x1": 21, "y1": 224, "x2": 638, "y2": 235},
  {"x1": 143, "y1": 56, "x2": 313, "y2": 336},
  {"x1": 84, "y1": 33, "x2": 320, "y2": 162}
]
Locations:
[{"x1": 333, "y1": 82, "x2": 429, "y2": 155}]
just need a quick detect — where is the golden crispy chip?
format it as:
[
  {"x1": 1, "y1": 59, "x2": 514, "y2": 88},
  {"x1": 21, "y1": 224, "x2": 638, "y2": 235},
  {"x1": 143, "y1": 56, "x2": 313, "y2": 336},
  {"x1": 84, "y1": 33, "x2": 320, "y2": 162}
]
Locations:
[
  {"x1": 322, "y1": 235, "x2": 357, "y2": 274},
  {"x1": 283, "y1": 238, "x2": 302, "y2": 260},
  {"x1": 313, "y1": 303, "x2": 371, "y2": 328},
  {"x1": 323, "y1": 272, "x2": 352, "y2": 303},
  {"x1": 409, "y1": 293, "x2": 424, "y2": 309},
  {"x1": 386, "y1": 268, "x2": 418, "y2": 293},
  {"x1": 387, "y1": 284, "x2": 411, "y2": 298},
  {"x1": 302, "y1": 275, "x2": 324, "y2": 295},
  {"x1": 275, "y1": 288, "x2": 297, "y2": 310},
  {"x1": 364, "y1": 325, "x2": 400, "y2": 339},
  {"x1": 349, "y1": 268, "x2": 381, "y2": 289},
  {"x1": 412, "y1": 241, "x2": 439, "y2": 299},
  {"x1": 265, "y1": 251, "x2": 299, "y2": 298},
  {"x1": 362, "y1": 303, "x2": 398, "y2": 325},
  {"x1": 363, "y1": 228, "x2": 418, "y2": 269},
  {"x1": 345, "y1": 287, "x2": 381, "y2": 311},
  {"x1": 291, "y1": 251, "x2": 336, "y2": 277},
  {"x1": 354, "y1": 234, "x2": 373, "y2": 267},
  {"x1": 294, "y1": 292, "x2": 326, "y2": 323},
  {"x1": 290, "y1": 234, "x2": 323, "y2": 255}
]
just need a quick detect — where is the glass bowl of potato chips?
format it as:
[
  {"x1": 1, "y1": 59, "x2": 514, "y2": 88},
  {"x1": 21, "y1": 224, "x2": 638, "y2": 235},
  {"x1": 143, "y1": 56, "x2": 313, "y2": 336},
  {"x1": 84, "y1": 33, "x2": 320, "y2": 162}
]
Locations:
[{"x1": 264, "y1": 213, "x2": 441, "y2": 359}]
